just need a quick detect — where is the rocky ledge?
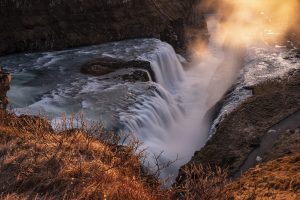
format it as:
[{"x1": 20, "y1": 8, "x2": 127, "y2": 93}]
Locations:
[
  {"x1": 0, "y1": 0, "x2": 208, "y2": 56},
  {"x1": 0, "y1": 68, "x2": 11, "y2": 110},
  {"x1": 80, "y1": 57, "x2": 154, "y2": 82}
]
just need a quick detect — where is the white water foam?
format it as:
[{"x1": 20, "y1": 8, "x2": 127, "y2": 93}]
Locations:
[
  {"x1": 1, "y1": 16, "x2": 244, "y2": 180},
  {"x1": 120, "y1": 16, "x2": 241, "y2": 178}
]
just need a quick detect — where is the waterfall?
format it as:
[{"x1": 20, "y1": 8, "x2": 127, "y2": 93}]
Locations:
[
  {"x1": 120, "y1": 43, "x2": 188, "y2": 156},
  {"x1": 120, "y1": 41, "x2": 208, "y2": 177},
  {"x1": 0, "y1": 16, "x2": 241, "y2": 180},
  {"x1": 140, "y1": 42, "x2": 186, "y2": 91},
  {"x1": 120, "y1": 16, "x2": 242, "y2": 178}
]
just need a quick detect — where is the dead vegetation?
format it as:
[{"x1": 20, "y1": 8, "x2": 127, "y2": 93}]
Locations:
[
  {"x1": 0, "y1": 111, "x2": 170, "y2": 199},
  {"x1": 0, "y1": 110, "x2": 234, "y2": 200},
  {"x1": 175, "y1": 164, "x2": 229, "y2": 200},
  {"x1": 224, "y1": 153, "x2": 300, "y2": 200},
  {"x1": 1, "y1": 110, "x2": 299, "y2": 199}
]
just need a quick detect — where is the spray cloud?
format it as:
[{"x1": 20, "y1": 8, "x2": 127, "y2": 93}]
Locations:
[{"x1": 199, "y1": 0, "x2": 299, "y2": 48}]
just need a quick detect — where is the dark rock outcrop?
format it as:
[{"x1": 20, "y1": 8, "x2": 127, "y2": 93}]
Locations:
[
  {"x1": 0, "y1": 68, "x2": 11, "y2": 110},
  {"x1": 119, "y1": 70, "x2": 151, "y2": 82},
  {"x1": 0, "y1": 0, "x2": 208, "y2": 56},
  {"x1": 80, "y1": 57, "x2": 155, "y2": 81}
]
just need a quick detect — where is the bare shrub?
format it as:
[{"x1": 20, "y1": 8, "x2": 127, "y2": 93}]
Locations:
[
  {"x1": 0, "y1": 110, "x2": 231, "y2": 199},
  {"x1": 175, "y1": 164, "x2": 229, "y2": 200}
]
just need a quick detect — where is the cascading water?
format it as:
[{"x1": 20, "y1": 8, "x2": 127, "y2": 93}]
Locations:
[
  {"x1": 0, "y1": 16, "x2": 239, "y2": 180},
  {"x1": 120, "y1": 16, "x2": 241, "y2": 177}
]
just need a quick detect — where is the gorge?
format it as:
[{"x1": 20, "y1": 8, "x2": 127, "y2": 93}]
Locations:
[{"x1": 0, "y1": 0, "x2": 299, "y2": 199}]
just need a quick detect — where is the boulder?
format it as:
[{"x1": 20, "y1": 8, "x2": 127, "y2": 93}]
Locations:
[{"x1": 80, "y1": 57, "x2": 155, "y2": 81}]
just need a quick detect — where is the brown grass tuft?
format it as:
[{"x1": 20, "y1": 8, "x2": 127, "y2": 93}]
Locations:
[
  {"x1": 224, "y1": 153, "x2": 300, "y2": 200},
  {"x1": 175, "y1": 164, "x2": 229, "y2": 200}
]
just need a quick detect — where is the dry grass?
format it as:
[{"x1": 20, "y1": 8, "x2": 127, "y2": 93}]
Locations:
[
  {"x1": 175, "y1": 164, "x2": 229, "y2": 200},
  {"x1": 0, "y1": 111, "x2": 172, "y2": 200},
  {"x1": 1, "y1": 110, "x2": 299, "y2": 200},
  {"x1": 224, "y1": 153, "x2": 300, "y2": 200},
  {"x1": 0, "y1": 110, "x2": 253, "y2": 200}
]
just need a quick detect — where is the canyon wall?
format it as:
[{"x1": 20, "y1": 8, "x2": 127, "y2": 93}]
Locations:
[{"x1": 0, "y1": 0, "x2": 208, "y2": 56}]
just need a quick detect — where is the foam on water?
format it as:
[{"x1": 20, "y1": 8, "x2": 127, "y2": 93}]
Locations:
[
  {"x1": 118, "y1": 16, "x2": 242, "y2": 178},
  {"x1": 1, "y1": 35, "x2": 221, "y2": 179},
  {"x1": 0, "y1": 16, "x2": 264, "y2": 180}
]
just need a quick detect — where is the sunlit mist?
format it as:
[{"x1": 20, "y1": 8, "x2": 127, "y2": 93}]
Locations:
[
  {"x1": 187, "y1": 0, "x2": 299, "y2": 104},
  {"x1": 198, "y1": 0, "x2": 299, "y2": 48}
]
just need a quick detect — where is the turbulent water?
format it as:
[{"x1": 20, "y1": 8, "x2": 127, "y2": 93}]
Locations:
[
  {"x1": 0, "y1": 17, "x2": 228, "y2": 179},
  {"x1": 0, "y1": 17, "x2": 245, "y2": 178}
]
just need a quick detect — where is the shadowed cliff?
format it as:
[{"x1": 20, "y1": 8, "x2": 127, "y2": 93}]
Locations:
[{"x1": 0, "y1": 0, "x2": 208, "y2": 56}]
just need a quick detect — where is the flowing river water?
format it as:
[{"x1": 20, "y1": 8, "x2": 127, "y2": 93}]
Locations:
[
  {"x1": 2, "y1": 16, "x2": 296, "y2": 179},
  {"x1": 0, "y1": 17, "x2": 242, "y2": 178}
]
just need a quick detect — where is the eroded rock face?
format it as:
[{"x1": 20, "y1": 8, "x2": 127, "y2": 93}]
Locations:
[
  {"x1": 0, "y1": 0, "x2": 208, "y2": 55},
  {"x1": 0, "y1": 68, "x2": 11, "y2": 110}
]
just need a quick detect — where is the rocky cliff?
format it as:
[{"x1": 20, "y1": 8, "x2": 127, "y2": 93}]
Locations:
[
  {"x1": 0, "y1": 0, "x2": 208, "y2": 56},
  {"x1": 177, "y1": 44, "x2": 300, "y2": 186},
  {"x1": 0, "y1": 68, "x2": 10, "y2": 110}
]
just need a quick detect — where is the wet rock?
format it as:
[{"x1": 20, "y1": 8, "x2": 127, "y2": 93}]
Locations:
[
  {"x1": 0, "y1": 67, "x2": 11, "y2": 110},
  {"x1": 0, "y1": 0, "x2": 208, "y2": 56},
  {"x1": 118, "y1": 70, "x2": 150, "y2": 82},
  {"x1": 80, "y1": 57, "x2": 155, "y2": 81}
]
